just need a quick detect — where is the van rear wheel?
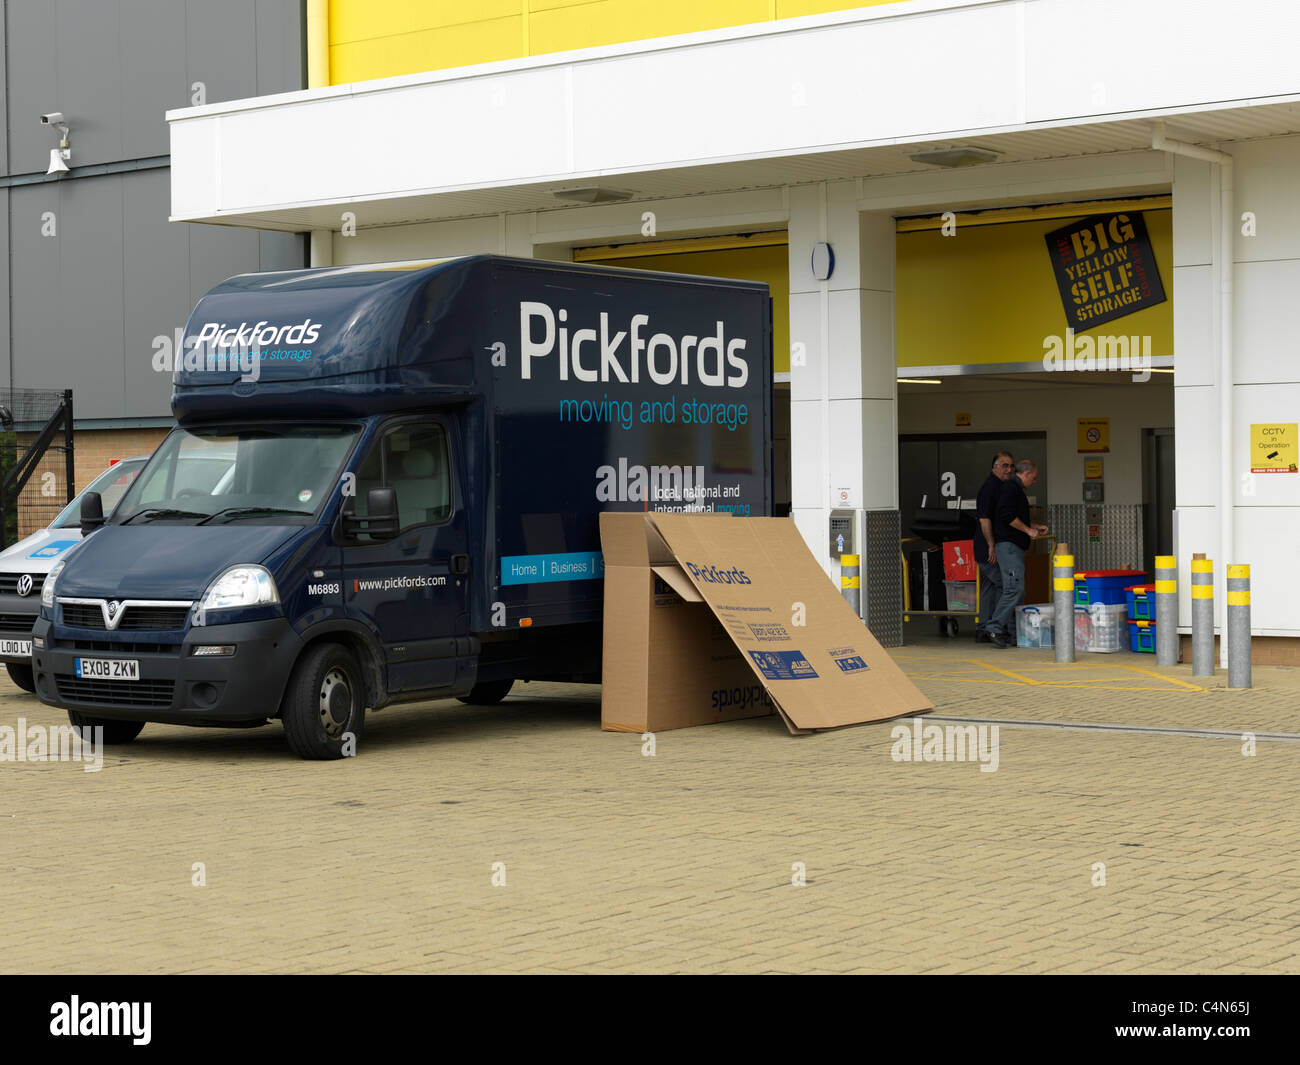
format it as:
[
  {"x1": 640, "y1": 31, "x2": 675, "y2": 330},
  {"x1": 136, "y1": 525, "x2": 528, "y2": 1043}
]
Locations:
[
  {"x1": 458, "y1": 679, "x2": 514, "y2": 705},
  {"x1": 67, "y1": 709, "x2": 145, "y2": 745},
  {"x1": 6, "y1": 662, "x2": 36, "y2": 693},
  {"x1": 281, "y1": 643, "x2": 365, "y2": 760}
]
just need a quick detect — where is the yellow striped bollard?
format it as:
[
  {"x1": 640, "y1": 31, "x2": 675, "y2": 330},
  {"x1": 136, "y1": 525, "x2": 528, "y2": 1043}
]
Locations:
[
  {"x1": 1155, "y1": 555, "x2": 1178, "y2": 666},
  {"x1": 1191, "y1": 555, "x2": 1214, "y2": 677},
  {"x1": 1053, "y1": 545, "x2": 1075, "y2": 663},
  {"x1": 1228, "y1": 564, "x2": 1251, "y2": 689},
  {"x1": 840, "y1": 553, "x2": 861, "y2": 618}
]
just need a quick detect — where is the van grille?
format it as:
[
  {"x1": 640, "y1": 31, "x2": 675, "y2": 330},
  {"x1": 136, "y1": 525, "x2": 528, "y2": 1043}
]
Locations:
[
  {"x1": 0, "y1": 573, "x2": 45, "y2": 596},
  {"x1": 61, "y1": 604, "x2": 191, "y2": 631},
  {"x1": 0, "y1": 611, "x2": 36, "y2": 634},
  {"x1": 61, "y1": 603, "x2": 105, "y2": 628},
  {"x1": 55, "y1": 675, "x2": 175, "y2": 708}
]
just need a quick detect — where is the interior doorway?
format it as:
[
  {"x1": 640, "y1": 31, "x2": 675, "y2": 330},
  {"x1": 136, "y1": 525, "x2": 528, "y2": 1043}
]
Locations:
[{"x1": 1143, "y1": 427, "x2": 1175, "y2": 577}]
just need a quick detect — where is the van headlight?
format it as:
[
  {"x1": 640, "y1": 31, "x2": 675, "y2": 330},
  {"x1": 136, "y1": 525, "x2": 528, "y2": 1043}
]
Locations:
[
  {"x1": 198, "y1": 565, "x2": 280, "y2": 611},
  {"x1": 41, "y1": 560, "x2": 66, "y2": 608}
]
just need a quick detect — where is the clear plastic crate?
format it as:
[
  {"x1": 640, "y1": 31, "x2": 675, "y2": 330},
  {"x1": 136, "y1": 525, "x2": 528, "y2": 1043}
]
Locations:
[
  {"x1": 1016, "y1": 604, "x2": 1054, "y2": 648},
  {"x1": 944, "y1": 580, "x2": 977, "y2": 612},
  {"x1": 1074, "y1": 603, "x2": 1128, "y2": 653}
]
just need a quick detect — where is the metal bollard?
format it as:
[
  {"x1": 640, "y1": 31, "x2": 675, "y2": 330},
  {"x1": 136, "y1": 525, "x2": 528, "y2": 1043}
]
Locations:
[
  {"x1": 1191, "y1": 555, "x2": 1214, "y2": 676},
  {"x1": 1053, "y1": 546, "x2": 1075, "y2": 663},
  {"x1": 1228, "y1": 564, "x2": 1251, "y2": 689},
  {"x1": 840, "y1": 553, "x2": 861, "y2": 617},
  {"x1": 1155, "y1": 555, "x2": 1178, "y2": 666}
]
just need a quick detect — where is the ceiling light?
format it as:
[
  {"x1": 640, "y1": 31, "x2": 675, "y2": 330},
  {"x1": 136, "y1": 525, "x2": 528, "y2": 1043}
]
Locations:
[
  {"x1": 552, "y1": 186, "x2": 634, "y2": 204},
  {"x1": 908, "y1": 146, "x2": 1000, "y2": 168},
  {"x1": 897, "y1": 377, "x2": 942, "y2": 384}
]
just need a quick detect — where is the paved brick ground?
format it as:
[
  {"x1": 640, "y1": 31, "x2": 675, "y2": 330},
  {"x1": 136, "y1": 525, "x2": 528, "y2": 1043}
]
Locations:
[{"x1": 2, "y1": 638, "x2": 1297, "y2": 974}]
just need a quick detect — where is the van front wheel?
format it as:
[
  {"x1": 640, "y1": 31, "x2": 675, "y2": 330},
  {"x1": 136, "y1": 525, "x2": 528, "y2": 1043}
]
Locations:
[
  {"x1": 6, "y1": 662, "x2": 36, "y2": 693},
  {"x1": 281, "y1": 643, "x2": 366, "y2": 760}
]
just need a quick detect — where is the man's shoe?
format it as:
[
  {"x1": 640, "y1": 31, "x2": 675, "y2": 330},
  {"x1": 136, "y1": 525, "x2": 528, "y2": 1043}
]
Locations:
[
  {"x1": 990, "y1": 632, "x2": 1010, "y2": 648},
  {"x1": 975, "y1": 631, "x2": 993, "y2": 643}
]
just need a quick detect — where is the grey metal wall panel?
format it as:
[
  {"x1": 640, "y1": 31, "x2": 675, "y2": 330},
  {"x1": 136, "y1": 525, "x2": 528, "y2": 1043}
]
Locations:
[
  {"x1": 188, "y1": 221, "x2": 266, "y2": 311},
  {"x1": 0, "y1": 10, "x2": 9, "y2": 175},
  {"x1": 186, "y1": 0, "x2": 258, "y2": 107},
  {"x1": 53, "y1": 1, "x2": 125, "y2": 168},
  {"x1": 120, "y1": 0, "x2": 189, "y2": 160},
  {"x1": 255, "y1": 0, "x2": 306, "y2": 96},
  {"x1": 5, "y1": 1, "x2": 59, "y2": 176},
  {"x1": 259, "y1": 229, "x2": 306, "y2": 272},
  {"x1": 1048, "y1": 504, "x2": 1145, "y2": 574},
  {"x1": 123, "y1": 168, "x2": 190, "y2": 418},
  {"x1": 0, "y1": 190, "x2": 9, "y2": 384},
  {"x1": 5, "y1": 0, "x2": 305, "y2": 420},
  {"x1": 10, "y1": 178, "x2": 125, "y2": 415}
]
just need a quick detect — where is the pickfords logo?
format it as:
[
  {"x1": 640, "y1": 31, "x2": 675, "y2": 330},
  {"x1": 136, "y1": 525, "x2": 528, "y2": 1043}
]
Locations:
[
  {"x1": 520, "y1": 302, "x2": 749, "y2": 388},
  {"x1": 684, "y1": 561, "x2": 751, "y2": 585},
  {"x1": 192, "y1": 318, "x2": 322, "y2": 350},
  {"x1": 711, "y1": 684, "x2": 773, "y2": 713}
]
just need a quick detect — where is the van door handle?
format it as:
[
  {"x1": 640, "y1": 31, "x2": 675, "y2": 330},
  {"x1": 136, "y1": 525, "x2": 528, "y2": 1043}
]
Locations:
[{"x1": 451, "y1": 554, "x2": 470, "y2": 576}]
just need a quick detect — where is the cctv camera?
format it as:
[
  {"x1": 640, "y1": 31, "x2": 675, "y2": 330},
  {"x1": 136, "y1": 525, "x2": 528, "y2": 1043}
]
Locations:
[{"x1": 40, "y1": 112, "x2": 64, "y2": 125}]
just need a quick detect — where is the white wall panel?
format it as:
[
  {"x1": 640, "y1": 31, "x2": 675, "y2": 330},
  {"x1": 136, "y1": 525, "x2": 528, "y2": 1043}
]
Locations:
[
  {"x1": 1171, "y1": 156, "x2": 1213, "y2": 268},
  {"x1": 787, "y1": 290, "x2": 824, "y2": 404},
  {"x1": 1233, "y1": 135, "x2": 1300, "y2": 263},
  {"x1": 1172, "y1": 264, "x2": 1214, "y2": 387},
  {"x1": 1174, "y1": 385, "x2": 1218, "y2": 508},
  {"x1": 1234, "y1": 260, "x2": 1300, "y2": 385},
  {"x1": 1025, "y1": 0, "x2": 1300, "y2": 122},
  {"x1": 790, "y1": 399, "x2": 827, "y2": 509}
]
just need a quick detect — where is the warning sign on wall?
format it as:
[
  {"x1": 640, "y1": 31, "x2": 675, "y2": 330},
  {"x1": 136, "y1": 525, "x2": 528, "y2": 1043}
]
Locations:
[
  {"x1": 1250, "y1": 423, "x2": 1298, "y2": 473},
  {"x1": 1077, "y1": 418, "x2": 1110, "y2": 454}
]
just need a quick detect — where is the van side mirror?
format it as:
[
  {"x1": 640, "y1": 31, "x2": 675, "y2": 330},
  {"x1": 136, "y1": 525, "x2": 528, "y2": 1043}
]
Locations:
[
  {"x1": 80, "y1": 491, "x2": 105, "y2": 535},
  {"x1": 343, "y1": 486, "x2": 399, "y2": 540}
]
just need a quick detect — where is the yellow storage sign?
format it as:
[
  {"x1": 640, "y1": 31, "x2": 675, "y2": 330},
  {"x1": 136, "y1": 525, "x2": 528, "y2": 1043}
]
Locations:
[
  {"x1": 1077, "y1": 418, "x2": 1110, "y2": 454},
  {"x1": 1251, "y1": 423, "x2": 1299, "y2": 473}
]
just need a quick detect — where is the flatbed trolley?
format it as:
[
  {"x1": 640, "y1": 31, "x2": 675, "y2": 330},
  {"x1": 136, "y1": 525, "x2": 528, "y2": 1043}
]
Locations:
[{"x1": 901, "y1": 536, "x2": 979, "y2": 638}]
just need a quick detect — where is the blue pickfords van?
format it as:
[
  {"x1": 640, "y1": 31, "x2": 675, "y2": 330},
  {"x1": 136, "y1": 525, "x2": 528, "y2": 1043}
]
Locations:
[{"x1": 33, "y1": 256, "x2": 772, "y2": 758}]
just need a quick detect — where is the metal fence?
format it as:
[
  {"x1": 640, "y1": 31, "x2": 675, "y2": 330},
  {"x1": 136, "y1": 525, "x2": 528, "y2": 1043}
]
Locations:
[{"x1": 0, "y1": 389, "x2": 75, "y2": 548}]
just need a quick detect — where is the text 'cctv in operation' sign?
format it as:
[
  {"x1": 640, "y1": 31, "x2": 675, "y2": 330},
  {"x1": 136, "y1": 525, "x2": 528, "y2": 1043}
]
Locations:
[{"x1": 1250, "y1": 423, "x2": 1298, "y2": 473}]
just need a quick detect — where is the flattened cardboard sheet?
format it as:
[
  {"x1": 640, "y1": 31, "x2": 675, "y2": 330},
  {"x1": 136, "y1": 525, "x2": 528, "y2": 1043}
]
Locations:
[{"x1": 647, "y1": 513, "x2": 933, "y2": 731}]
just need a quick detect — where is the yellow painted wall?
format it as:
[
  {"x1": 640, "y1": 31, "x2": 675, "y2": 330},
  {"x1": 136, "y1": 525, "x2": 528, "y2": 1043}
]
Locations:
[
  {"x1": 581, "y1": 243, "x2": 789, "y2": 374},
  {"x1": 327, "y1": 0, "x2": 903, "y2": 83},
  {"x1": 896, "y1": 209, "x2": 1175, "y2": 368}
]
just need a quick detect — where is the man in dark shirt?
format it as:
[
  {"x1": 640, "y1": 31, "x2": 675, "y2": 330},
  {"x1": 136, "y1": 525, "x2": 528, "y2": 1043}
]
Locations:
[
  {"x1": 974, "y1": 451, "x2": 1015, "y2": 643},
  {"x1": 990, "y1": 459, "x2": 1049, "y2": 647}
]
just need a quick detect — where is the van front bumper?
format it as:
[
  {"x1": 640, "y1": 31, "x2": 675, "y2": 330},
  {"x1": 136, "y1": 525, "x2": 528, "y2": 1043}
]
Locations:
[{"x1": 31, "y1": 615, "x2": 302, "y2": 726}]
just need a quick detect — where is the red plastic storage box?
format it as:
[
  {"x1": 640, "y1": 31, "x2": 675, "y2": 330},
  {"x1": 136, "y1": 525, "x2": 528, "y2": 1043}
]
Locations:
[{"x1": 942, "y1": 539, "x2": 977, "y2": 582}]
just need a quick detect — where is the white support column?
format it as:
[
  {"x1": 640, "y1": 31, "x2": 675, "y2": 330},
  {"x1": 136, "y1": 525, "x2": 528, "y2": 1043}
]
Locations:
[{"x1": 787, "y1": 181, "x2": 898, "y2": 574}]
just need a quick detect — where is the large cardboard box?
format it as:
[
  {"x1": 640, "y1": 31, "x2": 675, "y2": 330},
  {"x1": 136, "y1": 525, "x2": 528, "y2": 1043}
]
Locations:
[{"x1": 600, "y1": 513, "x2": 932, "y2": 734}]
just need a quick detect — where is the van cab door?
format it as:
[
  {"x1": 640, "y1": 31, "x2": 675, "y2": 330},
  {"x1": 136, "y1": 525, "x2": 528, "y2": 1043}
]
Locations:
[{"x1": 339, "y1": 417, "x2": 471, "y2": 693}]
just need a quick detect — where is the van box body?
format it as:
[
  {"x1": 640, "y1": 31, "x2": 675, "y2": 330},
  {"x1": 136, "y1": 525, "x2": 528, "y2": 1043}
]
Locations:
[{"x1": 31, "y1": 256, "x2": 772, "y2": 734}]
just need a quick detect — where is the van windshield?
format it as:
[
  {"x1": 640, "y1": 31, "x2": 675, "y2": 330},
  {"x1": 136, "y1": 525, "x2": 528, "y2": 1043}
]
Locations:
[{"x1": 113, "y1": 425, "x2": 360, "y2": 525}]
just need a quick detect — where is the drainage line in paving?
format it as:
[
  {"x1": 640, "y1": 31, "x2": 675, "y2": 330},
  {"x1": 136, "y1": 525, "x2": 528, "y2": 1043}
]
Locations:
[{"x1": 921, "y1": 715, "x2": 1300, "y2": 742}]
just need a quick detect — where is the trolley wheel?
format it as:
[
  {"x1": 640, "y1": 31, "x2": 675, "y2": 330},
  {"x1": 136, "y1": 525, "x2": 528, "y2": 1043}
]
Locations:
[{"x1": 939, "y1": 617, "x2": 960, "y2": 638}]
